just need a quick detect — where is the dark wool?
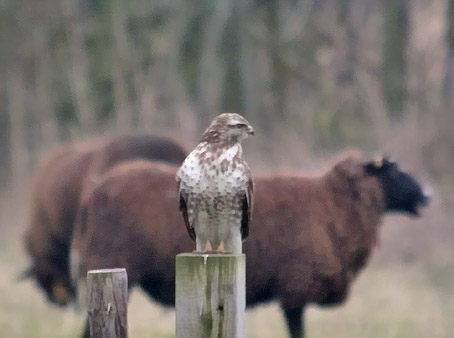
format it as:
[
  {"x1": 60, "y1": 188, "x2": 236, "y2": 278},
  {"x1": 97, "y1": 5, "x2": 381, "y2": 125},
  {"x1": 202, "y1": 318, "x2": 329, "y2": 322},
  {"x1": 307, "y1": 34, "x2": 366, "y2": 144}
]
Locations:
[
  {"x1": 72, "y1": 152, "x2": 428, "y2": 338},
  {"x1": 23, "y1": 135, "x2": 187, "y2": 305}
]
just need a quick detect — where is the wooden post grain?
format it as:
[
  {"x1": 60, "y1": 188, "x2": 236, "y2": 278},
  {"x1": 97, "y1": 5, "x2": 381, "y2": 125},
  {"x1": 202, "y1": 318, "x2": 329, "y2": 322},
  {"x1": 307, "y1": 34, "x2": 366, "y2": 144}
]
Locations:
[
  {"x1": 176, "y1": 253, "x2": 246, "y2": 338},
  {"x1": 87, "y1": 268, "x2": 128, "y2": 338}
]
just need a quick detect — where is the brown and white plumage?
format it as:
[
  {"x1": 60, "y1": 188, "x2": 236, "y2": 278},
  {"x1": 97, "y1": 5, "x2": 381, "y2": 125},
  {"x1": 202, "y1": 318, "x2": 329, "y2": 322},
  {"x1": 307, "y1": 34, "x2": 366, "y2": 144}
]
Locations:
[{"x1": 176, "y1": 113, "x2": 255, "y2": 254}]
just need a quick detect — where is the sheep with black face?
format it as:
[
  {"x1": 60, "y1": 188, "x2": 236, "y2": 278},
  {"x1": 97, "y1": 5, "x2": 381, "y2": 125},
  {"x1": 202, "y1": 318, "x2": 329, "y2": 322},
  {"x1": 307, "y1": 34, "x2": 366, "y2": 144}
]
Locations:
[{"x1": 71, "y1": 151, "x2": 430, "y2": 338}]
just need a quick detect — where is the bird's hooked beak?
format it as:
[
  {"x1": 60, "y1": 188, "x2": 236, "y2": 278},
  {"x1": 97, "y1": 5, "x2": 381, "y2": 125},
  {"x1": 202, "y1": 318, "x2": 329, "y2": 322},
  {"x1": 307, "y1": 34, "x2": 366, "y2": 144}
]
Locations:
[{"x1": 247, "y1": 126, "x2": 255, "y2": 136}]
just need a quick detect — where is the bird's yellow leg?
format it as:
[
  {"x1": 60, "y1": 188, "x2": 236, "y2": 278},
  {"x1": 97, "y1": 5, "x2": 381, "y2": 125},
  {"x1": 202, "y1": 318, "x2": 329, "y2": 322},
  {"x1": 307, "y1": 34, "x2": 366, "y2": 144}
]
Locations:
[
  {"x1": 216, "y1": 241, "x2": 226, "y2": 253},
  {"x1": 214, "y1": 241, "x2": 232, "y2": 254},
  {"x1": 203, "y1": 240, "x2": 213, "y2": 253}
]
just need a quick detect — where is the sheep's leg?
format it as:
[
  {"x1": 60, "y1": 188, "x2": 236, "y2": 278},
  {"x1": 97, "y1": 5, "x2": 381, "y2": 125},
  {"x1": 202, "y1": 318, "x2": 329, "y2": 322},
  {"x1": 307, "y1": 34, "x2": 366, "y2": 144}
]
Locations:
[{"x1": 282, "y1": 305, "x2": 305, "y2": 338}]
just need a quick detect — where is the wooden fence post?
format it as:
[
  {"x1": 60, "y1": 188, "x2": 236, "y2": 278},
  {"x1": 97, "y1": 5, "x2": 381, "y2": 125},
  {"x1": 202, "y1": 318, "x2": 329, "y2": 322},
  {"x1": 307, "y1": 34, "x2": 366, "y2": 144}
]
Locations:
[
  {"x1": 87, "y1": 268, "x2": 128, "y2": 338},
  {"x1": 175, "y1": 253, "x2": 246, "y2": 338}
]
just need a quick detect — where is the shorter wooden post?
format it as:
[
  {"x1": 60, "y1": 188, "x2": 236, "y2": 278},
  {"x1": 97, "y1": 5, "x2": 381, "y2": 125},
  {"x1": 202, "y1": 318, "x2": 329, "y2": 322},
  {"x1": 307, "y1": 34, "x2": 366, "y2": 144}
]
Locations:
[
  {"x1": 176, "y1": 253, "x2": 246, "y2": 338},
  {"x1": 87, "y1": 268, "x2": 128, "y2": 338}
]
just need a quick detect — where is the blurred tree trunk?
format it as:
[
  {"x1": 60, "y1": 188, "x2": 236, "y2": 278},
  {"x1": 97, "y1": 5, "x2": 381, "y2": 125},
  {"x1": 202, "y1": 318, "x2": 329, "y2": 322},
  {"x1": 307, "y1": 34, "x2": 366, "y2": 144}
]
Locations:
[
  {"x1": 344, "y1": 0, "x2": 391, "y2": 147},
  {"x1": 87, "y1": 0, "x2": 115, "y2": 131},
  {"x1": 239, "y1": 1, "x2": 278, "y2": 132},
  {"x1": 63, "y1": 0, "x2": 96, "y2": 135},
  {"x1": 382, "y1": 0, "x2": 408, "y2": 119},
  {"x1": 7, "y1": 69, "x2": 29, "y2": 193},
  {"x1": 0, "y1": 10, "x2": 10, "y2": 193},
  {"x1": 443, "y1": 0, "x2": 454, "y2": 107},
  {"x1": 199, "y1": 0, "x2": 232, "y2": 121},
  {"x1": 0, "y1": 98, "x2": 11, "y2": 192},
  {"x1": 19, "y1": 14, "x2": 42, "y2": 171},
  {"x1": 238, "y1": 0, "x2": 264, "y2": 127},
  {"x1": 111, "y1": 0, "x2": 134, "y2": 132},
  {"x1": 221, "y1": 1, "x2": 244, "y2": 114},
  {"x1": 180, "y1": 6, "x2": 210, "y2": 134},
  {"x1": 405, "y1": 0, "x2": 446, "y2": 120},
  {"x1": 266, "y1": 0, "x2": 286, "y2": 121}
]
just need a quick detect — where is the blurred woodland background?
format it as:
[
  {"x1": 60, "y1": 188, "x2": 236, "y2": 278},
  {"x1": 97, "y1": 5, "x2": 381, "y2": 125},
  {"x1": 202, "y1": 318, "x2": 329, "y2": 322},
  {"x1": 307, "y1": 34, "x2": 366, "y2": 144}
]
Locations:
[{"x1": 0, "y1": 0, "x2": 453, "y2": 337}]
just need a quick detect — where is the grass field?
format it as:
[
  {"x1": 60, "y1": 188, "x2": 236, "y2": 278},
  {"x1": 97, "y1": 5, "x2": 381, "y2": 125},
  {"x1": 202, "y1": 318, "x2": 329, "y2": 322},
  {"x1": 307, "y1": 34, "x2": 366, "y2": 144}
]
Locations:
[{"x1": 0, "y1": 193, "x2": 452, "y2": 338}]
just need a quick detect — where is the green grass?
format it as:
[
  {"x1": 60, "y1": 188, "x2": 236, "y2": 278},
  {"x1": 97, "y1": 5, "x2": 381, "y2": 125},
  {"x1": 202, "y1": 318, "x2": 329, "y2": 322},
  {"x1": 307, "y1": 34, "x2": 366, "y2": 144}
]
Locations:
[{"x1": 1, "y1": 198, "x2": 452, "y2": 338}]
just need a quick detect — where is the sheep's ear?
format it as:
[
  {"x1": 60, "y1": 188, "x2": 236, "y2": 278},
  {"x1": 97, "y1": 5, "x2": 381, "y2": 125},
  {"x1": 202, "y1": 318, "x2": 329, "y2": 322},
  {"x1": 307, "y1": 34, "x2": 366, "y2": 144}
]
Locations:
[
  {"x1": 373, "y1": 155, "x2": 384, "y2": 168},
  {"x1": 364, "y1": 155, "x2": 397, "y2": 175},
  {"x1": 364, "y1": 156, "x2": 386, "y2": 175},
  {"x1": 364, "y1": 155, "x2": 398, "y2": 175}
]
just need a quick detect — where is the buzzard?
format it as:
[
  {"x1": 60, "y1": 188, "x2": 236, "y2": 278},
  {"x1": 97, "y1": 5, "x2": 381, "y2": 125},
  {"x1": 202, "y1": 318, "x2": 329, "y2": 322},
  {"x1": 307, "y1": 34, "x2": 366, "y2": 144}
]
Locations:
[{"x1": 176, "y1": 113, "x2": 255, "y2": 254}]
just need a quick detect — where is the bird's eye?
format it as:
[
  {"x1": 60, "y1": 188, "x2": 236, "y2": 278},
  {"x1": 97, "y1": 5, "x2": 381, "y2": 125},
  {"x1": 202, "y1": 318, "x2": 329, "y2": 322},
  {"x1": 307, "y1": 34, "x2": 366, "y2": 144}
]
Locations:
[{"x1": 227, "y1": 122, "x2": 247, "y2": 129}]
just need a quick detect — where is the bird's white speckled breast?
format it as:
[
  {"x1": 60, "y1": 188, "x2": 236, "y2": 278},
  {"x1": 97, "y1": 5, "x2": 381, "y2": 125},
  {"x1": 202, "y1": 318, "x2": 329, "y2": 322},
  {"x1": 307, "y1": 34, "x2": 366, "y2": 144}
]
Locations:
[{"x1": 176, "y1": 143, "x2": 249, "y2": 196}]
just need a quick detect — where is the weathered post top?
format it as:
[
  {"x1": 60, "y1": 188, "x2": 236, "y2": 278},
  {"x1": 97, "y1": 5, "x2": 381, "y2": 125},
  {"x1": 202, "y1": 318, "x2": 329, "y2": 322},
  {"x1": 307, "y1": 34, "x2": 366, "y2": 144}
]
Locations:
[
  {"x1": 87, "y1": 268, "x2": 128, "y2": 338},
  {"x1": 176, "y1": 253, "x2": 246, "y2": 338}
]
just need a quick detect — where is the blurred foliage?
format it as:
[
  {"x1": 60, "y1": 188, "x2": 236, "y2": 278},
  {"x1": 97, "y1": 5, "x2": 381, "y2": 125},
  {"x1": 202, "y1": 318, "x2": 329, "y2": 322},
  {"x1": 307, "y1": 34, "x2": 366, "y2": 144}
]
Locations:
[
  {"x1": 0, "y1": 0, "x2": 453, "y2": 192},
  {"x1": 382, "y1": 0, "x2": 408, "y2": 118}
]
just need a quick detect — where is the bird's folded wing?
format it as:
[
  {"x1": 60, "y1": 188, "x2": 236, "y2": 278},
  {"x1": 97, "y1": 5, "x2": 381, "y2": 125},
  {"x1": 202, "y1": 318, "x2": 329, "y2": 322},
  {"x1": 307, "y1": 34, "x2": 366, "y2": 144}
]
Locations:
[
  {"x1": 241, "y1": 176, "x2": 254, "y2": 240},
  {"x1": 177, "y1": 178, "x2": 196, "y2": 241}
]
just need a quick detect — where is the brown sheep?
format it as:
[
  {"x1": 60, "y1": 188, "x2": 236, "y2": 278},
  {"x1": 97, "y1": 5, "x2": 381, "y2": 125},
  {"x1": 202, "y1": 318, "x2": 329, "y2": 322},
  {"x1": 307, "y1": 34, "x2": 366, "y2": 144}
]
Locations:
[
  {"x1": 23, "y1": 134, "x2": 187, "y2": 306},
  {"x1": 72, "y1": 152, "x2": 430, "y2": 338}
]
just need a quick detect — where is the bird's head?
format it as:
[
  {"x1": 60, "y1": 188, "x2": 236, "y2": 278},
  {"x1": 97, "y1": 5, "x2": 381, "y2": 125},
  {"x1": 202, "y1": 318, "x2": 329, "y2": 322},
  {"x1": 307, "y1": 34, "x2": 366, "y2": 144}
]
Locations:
[{"x1": 201, "y1": 113, "x2": 255, "y2": 145}]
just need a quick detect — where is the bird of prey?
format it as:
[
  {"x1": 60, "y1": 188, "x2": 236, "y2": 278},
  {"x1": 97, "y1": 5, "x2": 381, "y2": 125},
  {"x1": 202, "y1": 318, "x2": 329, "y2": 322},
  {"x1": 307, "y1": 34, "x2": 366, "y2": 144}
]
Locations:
[{"x1": 176, "y1": 113, "x2": 255, "y2": 254}]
